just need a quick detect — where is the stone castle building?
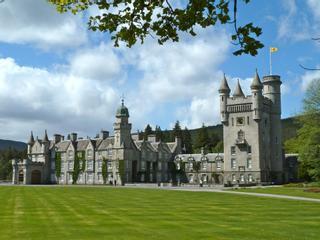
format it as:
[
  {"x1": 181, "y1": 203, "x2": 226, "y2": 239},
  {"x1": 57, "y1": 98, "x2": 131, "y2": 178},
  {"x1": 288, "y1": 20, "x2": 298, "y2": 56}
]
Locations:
[
  {"x1": 13, "y1": 71, "x2": 289, "y2": 186},
  {"x1": 12, "y1": 100, "x2": 181, "y2": 185},
  {"x1": 174, "y1": 71, "x2": 285, "y2": 185}
]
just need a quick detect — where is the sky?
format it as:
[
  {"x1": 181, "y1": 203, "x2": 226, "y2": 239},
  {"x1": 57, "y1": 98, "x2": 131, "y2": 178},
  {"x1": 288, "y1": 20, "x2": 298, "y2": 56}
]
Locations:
[{"x1": 0, "y1": 0, "x2": 319, "y2": 142}]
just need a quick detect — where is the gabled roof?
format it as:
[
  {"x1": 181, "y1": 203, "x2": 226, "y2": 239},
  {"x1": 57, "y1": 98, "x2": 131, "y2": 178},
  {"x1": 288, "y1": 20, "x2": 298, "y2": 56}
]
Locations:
[
  {"x1": 55, "y1": 141, "x2": 71, "y2": 152},
  {"x1": 76, "y1": 139, "x2": 90, "y2": 151},
  {"x1": 97, "y1": 137, "x2": 114, "y2": 150}
]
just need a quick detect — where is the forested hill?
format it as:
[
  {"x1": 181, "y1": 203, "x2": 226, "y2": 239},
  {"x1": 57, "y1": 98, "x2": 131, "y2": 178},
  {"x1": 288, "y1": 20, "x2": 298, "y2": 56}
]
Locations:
[{"x1": 0, "y1": 139, "x2": 26, "y2": 151}]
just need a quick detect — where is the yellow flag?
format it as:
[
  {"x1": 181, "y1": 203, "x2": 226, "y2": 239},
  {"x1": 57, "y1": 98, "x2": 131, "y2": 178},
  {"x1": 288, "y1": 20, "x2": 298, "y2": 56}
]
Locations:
[{"x1": 270, "y1": 47, "x2": 278, "y2": 53}]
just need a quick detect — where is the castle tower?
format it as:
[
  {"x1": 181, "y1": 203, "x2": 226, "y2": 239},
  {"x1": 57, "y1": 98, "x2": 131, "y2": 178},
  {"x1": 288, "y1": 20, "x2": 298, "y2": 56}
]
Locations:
[
  {"x1": 41, "y1": 130, "x2": 50, "y2": 152},
  {"x1": 113, "y1": 99, "x2": 132, "y2": 148},
  {"x1": 251, "y1": 70, "x2": 263, "y2": 120},
  {"x1": 263, "y1": 75, "x2": 283, "y2": 182},
  {"x1": 221, "y1": 71, "x2": 277, "y2": 186},
  {"x1": 27, "y1": 131, "x2": 35, "y2": 154},
  {"x1": 218, "y1": 74, "x2": 231, "y2": 123}
]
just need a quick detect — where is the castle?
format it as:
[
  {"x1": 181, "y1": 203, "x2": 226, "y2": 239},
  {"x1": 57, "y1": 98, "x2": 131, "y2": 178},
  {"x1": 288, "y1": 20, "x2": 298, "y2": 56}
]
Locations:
[
  {"x1": 12, "y1": 71, "x2": 289, "y2": 186},
  {"x1": 12, "y1": 100, "x2": 181, "y2": 185},
  {"x1": 174, "y1": 71, "x2": 284, "y2": 185}
]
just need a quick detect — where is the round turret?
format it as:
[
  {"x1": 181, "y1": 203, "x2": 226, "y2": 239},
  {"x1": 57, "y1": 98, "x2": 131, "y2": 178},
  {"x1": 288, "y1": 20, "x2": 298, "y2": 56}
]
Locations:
[{"x1": 116, "y1": 99, "x2": 129, "y2": 118}]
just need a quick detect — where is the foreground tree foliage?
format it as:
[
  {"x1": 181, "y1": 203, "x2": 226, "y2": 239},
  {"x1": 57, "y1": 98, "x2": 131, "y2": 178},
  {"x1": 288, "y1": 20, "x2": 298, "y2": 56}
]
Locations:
[
  {"x1": 285, "y1": 79, "x2": 320, "y2": 182},
  {"x1": 48, "y1": 0, "x2": 263, "y2": 56}
]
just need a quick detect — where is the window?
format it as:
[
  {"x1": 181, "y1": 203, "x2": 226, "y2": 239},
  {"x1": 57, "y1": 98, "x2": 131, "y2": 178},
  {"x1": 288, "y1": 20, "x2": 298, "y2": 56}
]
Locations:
[
  {"x1": 69, "y1": 173, "x2": 73, "y2": 182},
  {"x1": 87, "y1": 173, "x2": 93, "y2": 182},
  {"x1": 98, "y1": 173, "x2": 103, "y2": 182},
  {"x1": 231, "y1": 158, "x2": 236, "y2": 169},
  {"x1": 247, "y1": 158, "x2": 252, "y2": 169},
  {"x1": 158, "y1": 162, "x2": 162, "y2": 170},
  {"x1": 231, "y1": 118, "x2": 234, "y2": 126},
  {"x1": 248, "y1": 145, "x2": 252, "y2": 154},
  {"x1": 87, "y1": 160, "x2": 93, "y2": 170},
  {"x1": 265, "y1": 119, "x2": 267, "y2": 126},
  {"x1": 236, "y1": 117, "x2": 245, "y2": 126},
  {"x1": 189, "y1": 162, "x2": 193, "y2": 170},
  {"x1": 141, "y1": 161, "x2": 145, "y2": 169},
  {"x1": 247, "y1": 116, "x2": 250, "y2": 125},
  {"x1": 202, "y1": 162, "x2": 207, "y2": 170},
  {"x1": 108, "y1": 149, "x2": 112, "y2": 156},
  {"x1": 87, "y1": 149, "x2": 92, "y2": 158},
  {"x1": 97, "y1": 160, "x2": 102, "y2": 170},
  {"x1": 217, "y1": 161, "x2": 221, "y2": 170},
  {"x1": 248, "y1": 174, "x2": 253, "y2": 182},
  {"x1": 107, "y1": 161, "x2": 112, "y2": 170},
  {"x1": 61, "y1": 161, "x2": 65, "y2": 171},
  {"x1": 68, "y1": 150, "x2": 73, "y2": 158},
  {"x1": 68, "y1": 160, "x2": 73, "y2": 170},
  {"x1": 231, "y1": 146, "x2": 236, "y2": 155},
  {"x1": 222, "y1": 96, "x2": 224, "y2": 102},
  {"x1": 240, "y1": 174, "x2": 244, "y2": 182},
  {"x1": 232, "y1": 174, "x2": 236, "y2": 182}
]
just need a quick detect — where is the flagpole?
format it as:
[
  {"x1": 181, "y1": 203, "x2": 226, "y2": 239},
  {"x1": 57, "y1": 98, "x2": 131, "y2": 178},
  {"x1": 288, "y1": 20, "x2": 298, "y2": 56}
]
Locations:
[{"x1": 269, "y1": 48, "x2": 272, "y2": 75}]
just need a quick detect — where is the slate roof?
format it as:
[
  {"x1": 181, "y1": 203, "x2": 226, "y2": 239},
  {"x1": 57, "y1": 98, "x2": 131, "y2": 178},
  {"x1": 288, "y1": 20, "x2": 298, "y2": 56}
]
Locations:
[
  {"x1": 55, "y1": 141, "x2": 71, "y2": 152},
  {"x1": 97, "y1": 137, "x2": 114, "y2": 150}
]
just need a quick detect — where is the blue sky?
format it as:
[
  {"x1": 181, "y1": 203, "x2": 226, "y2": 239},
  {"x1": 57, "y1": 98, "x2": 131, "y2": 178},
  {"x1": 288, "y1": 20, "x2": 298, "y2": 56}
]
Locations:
[{"x1": 0, "y1": 0, "x2": 319, "y2": 141}]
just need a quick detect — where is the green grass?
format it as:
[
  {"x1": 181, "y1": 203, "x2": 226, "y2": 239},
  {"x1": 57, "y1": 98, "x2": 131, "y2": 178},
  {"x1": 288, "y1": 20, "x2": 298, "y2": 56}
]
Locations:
[
  {"x1": 0, "y1": 186, "x2": 319, "y2": 240},
  {"x1": 234, "y1": 186, "x2": 320, "y2": 199}
]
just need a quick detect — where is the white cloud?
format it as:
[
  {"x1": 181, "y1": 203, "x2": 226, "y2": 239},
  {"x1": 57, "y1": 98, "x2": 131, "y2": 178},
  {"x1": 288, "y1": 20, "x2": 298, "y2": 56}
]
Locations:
[
  {"x1": 301, "y1": 67, "x2": 320, "y2": 91},
  {"x1": 0, "y1": 56, "x2": 120, "y2": 141},
  {"x1": 307, "y1": 0, "x2": 320, "y2": 19},
  {"x1": 277, "y1": 0, "x2": 312, "y2": 42},
  {"x1": 0, "y1": 0, "x2": 87, "y2": 49},
  {"x1": 69, "y1": 43, "x2": 122, "y2": 82}
]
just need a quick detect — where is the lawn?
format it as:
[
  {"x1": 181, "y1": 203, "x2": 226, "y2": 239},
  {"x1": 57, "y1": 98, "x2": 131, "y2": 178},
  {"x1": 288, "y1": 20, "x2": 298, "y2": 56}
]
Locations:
[
  {"x1": 0, "y1": 186, "x2": 319, "y2": 240},
  {"x1": 233, "y1": 186, "x2": 320, "y2": 199}
]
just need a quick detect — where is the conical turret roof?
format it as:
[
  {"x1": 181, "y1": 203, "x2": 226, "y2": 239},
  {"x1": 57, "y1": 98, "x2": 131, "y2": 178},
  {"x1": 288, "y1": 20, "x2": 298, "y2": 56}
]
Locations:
[
  {"x1": 28, "y1": 131, "x2": 35, "y2": 145},
  {"x1": 218, "y1": 74, "x2": 231, "y2": 93},
  {"x1": 43, "y1": 130, "x2": 49, "y2": 142},
  {"x1": 233, "y1": 79, "x2": 245, "y2": 97},
  {"x1": 250, "y1": 69, "x2": 263, "y2": 89}
]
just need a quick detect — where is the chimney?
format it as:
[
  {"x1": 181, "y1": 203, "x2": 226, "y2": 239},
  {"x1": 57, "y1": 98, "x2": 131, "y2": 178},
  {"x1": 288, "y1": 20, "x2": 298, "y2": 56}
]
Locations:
[
  {"x1": 131, "y1": 133, "x2": 139, "y2": 141},
  {"x1": 100, "y1": 130, "x2": 109, "y2": 140},
  {"x1": 147, "y1": 134, "x2": 157, "y2": 143},
  {"x1": 53, "y1": 134, "x2": 62, "y2": 143},
  {"x1": 70, "y1": 132, "x2": 77, "y2": 142}
]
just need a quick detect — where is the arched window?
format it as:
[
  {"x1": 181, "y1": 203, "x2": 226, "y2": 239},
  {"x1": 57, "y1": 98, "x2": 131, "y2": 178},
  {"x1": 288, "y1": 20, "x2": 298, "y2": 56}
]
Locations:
[{"x1": 238, "y1": 130, "x2": 245, "y2": 140}]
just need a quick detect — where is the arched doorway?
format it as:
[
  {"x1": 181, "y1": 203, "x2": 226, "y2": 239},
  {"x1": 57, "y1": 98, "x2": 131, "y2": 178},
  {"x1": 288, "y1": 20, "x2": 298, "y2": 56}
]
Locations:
[
  {"x1": 18, "y1": 170, "x2": 24, "y2": 184},
  {"x1": 31, "y1": 170, "x2": 41, "y2": 184}
]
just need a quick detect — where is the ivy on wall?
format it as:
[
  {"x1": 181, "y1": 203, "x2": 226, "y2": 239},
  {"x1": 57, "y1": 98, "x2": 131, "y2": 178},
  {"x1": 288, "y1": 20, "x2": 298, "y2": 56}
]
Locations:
[
  {"x1": 73, "y1": 151, "x2": 85, "y2": 184},
  {"x1": 55, "y1": 152, "x2": 61, "y2": 178},
  {"x1": 118, "y1": 160, "x2": 125, "y2": 185},
  {"x1": 102, "y1": 157, "x2": 108, "y2": 184}
]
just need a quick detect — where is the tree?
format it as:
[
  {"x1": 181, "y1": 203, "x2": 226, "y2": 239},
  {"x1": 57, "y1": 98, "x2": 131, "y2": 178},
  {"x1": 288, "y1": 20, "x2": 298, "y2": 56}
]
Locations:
[
  {"x1": 194, "y1": 123, "x2": 210, "y2": 152},
  {"x1": 155, "y1": 125, "x2": 163, "y2": 142},
  {"x1": 49, "y1": 0, "x2": 263, "y2": 56},
  {"x1": 143, "y1": 124, "x2": 153, "y2": 140},
  {"x1": 182, "y1": 127, "x2": 193, "y2": 153},
  {"x1": 285, "y1": 78, "x2": 320, "y2": 181},
  {"x1": 172, "y1": 120, "x2": 182, "y2": 139}
]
